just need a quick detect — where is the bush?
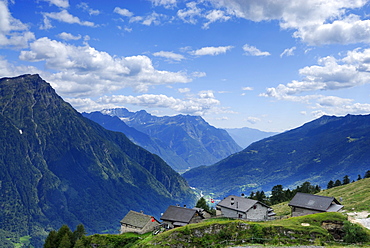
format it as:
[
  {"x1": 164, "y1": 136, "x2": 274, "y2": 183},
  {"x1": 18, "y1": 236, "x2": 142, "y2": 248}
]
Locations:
[{"x1": 343, "y1": 221, "x2": 369, "y2": 244}]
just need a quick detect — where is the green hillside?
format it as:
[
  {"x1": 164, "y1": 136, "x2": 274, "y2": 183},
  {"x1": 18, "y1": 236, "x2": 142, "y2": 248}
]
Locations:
[
  {"x1": 273, "y1": 177, "x2": 370, "y2": 216},
  {"x1": 183, "y1": 114, "x2": 370, "y2": 198}
]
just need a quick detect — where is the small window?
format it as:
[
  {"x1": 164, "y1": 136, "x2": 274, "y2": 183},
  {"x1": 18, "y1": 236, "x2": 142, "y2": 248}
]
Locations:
[{"x1": 253, "y1": 205, "x2": 257, "y2": 209}]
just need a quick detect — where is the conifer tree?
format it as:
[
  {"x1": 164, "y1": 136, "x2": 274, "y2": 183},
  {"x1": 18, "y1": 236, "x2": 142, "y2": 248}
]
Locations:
[
  {"x1": 43, "y1": 230, "x2": 57, "y2": 248},
  {"x1": 364, "y1": 170, "x2": 370, "y2": 178},
  {"x1": 195, "y1": 197, "x2": 210, "y2": 212},
  {"x1": 58, "y1": 233, "x2": 72, "y2": 248},
  {"x1": 327, "y1": 180, "x2": 334, "y2": 189},
  {"x1": 72, "y1": 224, "x2": 86, "y2": 244},
  {"x1": 334, "y1": 179, "x2": 342, "y2": 187},
  {"x1": 343, "y1": 175, "x2": 350, "y2": 185}
]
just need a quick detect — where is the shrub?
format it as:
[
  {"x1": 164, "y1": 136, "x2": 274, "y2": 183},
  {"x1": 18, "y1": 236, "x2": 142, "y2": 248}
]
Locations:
[{"x1": 343, "y1": 221, "x2": 369, "y2": 244}]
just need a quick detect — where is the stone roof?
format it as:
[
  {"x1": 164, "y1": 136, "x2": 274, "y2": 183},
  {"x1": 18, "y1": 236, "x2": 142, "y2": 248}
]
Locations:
[
  {"x1": 120, "y1": 210, "x2": 157, "y2": 228},
  {"x1": 217, "y1": 195, "x2": 269, "y2": 212},
  {"x1": 160, "y1": 205, "x2": 197, "y2": 224},
  {"x1": 288, "y1": 192, "x2": 343, "y2": 212}
]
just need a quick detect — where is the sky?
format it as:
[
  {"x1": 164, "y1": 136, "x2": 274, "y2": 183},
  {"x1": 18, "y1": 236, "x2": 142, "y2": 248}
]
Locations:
[{"x1": 1, "y1": 0, "x2": 370, "y2": 132}]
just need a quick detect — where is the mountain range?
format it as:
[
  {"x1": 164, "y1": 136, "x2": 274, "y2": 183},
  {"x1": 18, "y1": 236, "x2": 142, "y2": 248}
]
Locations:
[
  {"x1": 0, "y1": 74, "x2": 195, "y2": 247},
  {"x1": 225, "y1": 127, "x2": 277, "y2": 148},
  {"x1": 86, "y1": 108, "x2": 242, "y2": 172},
  {"x1": 183, "y1": 114, "x2": 370, "y2": 198}
]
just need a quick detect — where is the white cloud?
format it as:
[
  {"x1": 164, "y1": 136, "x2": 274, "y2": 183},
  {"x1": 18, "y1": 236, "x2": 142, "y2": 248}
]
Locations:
[
  {"x1": 0, "y1": 56, "x2": 42, "y2": 78},
  {"x1": 0, "y1": 1, "x2": 35, "y2": 48},
  {"x1": 96, "y1": 91, "x2": 220, "y2": 115},
  {"x1": 148, "y1": 0, "x2": 177, "y2": 8},
  {"x1": 114, "y1": 7, "x2": 134, "y2": 17},
  {"x1": 42, "y1": 10, "x2": 95, "y2": 28},
  {"x1": 57, "y1": 32, "x2": 81, "y2": 40},
  {"x1": 205, "y1": 0, "x2": 369, "y2": 45},
  {"x1": 191, "y1": 45, "x2": 233, "y2": 56},
  {"x1": 153, "y1": 51, "x2": 185, "y2": 61},
  {"x1": 178, "y1": 87, "x2": 191, "y2": 93},
  {"x1": 242, "y1": 44, "x2": 270, "y2": 56},
  {"x1": 41, "y1": 0, "x2": 69, "y2": 8},
  {"x1": 295, "y1": 14, "x2": 370, "y2": 45},
  {"x1": 203, "y1": 9, "x2": 231, "y2": 29},
  {"x1": 246, "y1": 116, "x2": 261, "y2": 124},
  {"x1": 261, "y1": 47, "x2": 370, "y2": 117},
  {"x1": 128, "y1": 12, "x2": 167, "y2": 26},
  {"x1": 177, "y1": 2, "x2": 202, "y2": 24},
  {"x1": 242, "y1": 86, "x2": 253, "y2": 91},
  {"x1": 77, "y1": 2, "x2": 100, "y2": 16},
  {"x1": 262, "y1": 48, "x2": 370, "y2": 100},
  {"x1": 19, "y1": 37, "x2": 192, "y2": 97},
  {"x1": 280, "y1": 46, "x2": 296, "y2": 57}
]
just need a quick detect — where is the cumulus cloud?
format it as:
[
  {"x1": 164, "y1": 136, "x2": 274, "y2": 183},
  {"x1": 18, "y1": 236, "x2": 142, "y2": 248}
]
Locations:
[
  {"x1": 19, "y1": 37, "x2": 192, "y2": 97},
  {"x1": 261, "y1": 47, "x2": 370, "y2": 117},
  {"x1": 242, "y1": 44, "x2": 270, "y2": 56},
  {"x1": 205, "y1": 0, "x2": 369, "y2": 45},
  {"x1": 280, "y1": 46, "x2": 296, "y2": 57},
  {"x1": 148, "y1": 0, "x2": 177, "y2": 8},
  {"x1": 177, "y1": 2, "x2": 202, "y2": 24},
  {"x1": 153, "y1": 51, "x2": 185, "y2": 61},
  {"x1": 41, "y1": 0, "x2": 69, "y2": 8},
  {"x1": 77, "y1": 2, "x2": 100, "y2": 16},
  {"x1": 203, "y1": 9, "x2": 231, "y2": 29},
  {"x1": 246, "y1": 116, "x2": 261, "y2": 124},
  {"x1": 57, "y1": 32, "x2": 81, "y2": 40},
  {"x1": 262, "y1": 48, "x2": 370, "y2": 100},
  {"x1": 42, "y1": 10, "x2": 95, "y2": 29},
  {"x1": 96, "y1": 91, "x2": 220, "y2": 115},
  {"x1": 191, "y1": 45, "x2": 233, "y2": 56},
  {"x1": 0, "y1": 1, "x2": 35, "y2": 48},
  {"x1": 114, "y1": 7, "x2": 134, "y2": 17}
]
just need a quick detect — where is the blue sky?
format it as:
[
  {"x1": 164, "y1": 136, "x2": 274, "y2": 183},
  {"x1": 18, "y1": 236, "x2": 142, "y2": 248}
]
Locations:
[{"x1": 1, "y1": 0, "x2": 370, "y2": 132}]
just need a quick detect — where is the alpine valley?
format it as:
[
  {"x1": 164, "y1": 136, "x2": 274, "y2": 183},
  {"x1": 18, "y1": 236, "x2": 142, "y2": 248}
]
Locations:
[
  {"x1": 83, "y1": 108, "x2": 242, "y2": 173},
  {"x1": 183, "y1": 114, "x2": 370, "y2": 198},
  {"x1": 2, "y1": 74, "x2": 370, "y2": 247},
  {"x1": 0, "y1": 74, "x2": 196, "y2": 247}
]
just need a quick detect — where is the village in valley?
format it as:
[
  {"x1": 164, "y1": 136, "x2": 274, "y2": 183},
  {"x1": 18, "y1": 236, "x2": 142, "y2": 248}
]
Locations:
[{"x1": 119, "y1": 192, "x2": 344, "y2": 235}]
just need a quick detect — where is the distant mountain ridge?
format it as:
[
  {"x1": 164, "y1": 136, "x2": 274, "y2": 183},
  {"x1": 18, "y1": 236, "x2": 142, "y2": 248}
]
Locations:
[
  {"x1": 90, "y1": 108, "x2": 242, "y2": 172},
  {"x1": 225, "y1": 127, "x2": 277, "y2": 148},
  {"x1": 0, "y1": 74, "x2": 195, "y2": 247},
  {"x1": 183, "y1": 114, "x2": 370, "y2": 198}
]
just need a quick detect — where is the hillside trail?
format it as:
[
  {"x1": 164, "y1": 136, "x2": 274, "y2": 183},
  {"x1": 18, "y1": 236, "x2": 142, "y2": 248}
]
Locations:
[{"x1": 347, "y1": 211, "x2": 370, "y2": 229}]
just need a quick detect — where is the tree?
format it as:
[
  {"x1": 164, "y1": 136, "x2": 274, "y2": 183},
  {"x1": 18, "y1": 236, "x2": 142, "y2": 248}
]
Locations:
[
  {"x1": 195, "y1": 197, "x2": 210, "y2": 212},
  {"x1": 327, "y1": 180, "x2": 334, "y2": 189},
  {"x1": 58, "y1": 233, "x2": 72, "y2": 248},
  {"x1": 343, "y1": 175, "x2": 350, "y2": 185},
  {"x1": 270, "y1": 185, "x2": 285, "y2": 205},
  {"x1": 357, "y1": 174, "x2": 362, "y2": 181},
  {"x1": 364, "y1": 170, "x2": 370, "y2": 179},
  {"x1": 334, "y1": 179, "x2": 342, "y2": 187},
  {"x1": 44, "y1": 230, "x2": 57, "y2": 248},
  {"x1": 72, "y1": 224, "x2": 86, "y2": 244}
]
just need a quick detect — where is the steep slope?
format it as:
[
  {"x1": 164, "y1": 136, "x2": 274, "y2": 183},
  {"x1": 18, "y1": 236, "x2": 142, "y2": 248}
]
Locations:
[
  {"x1": 99, "y1": 108, "x2": 242, "y2": 171},
  {"x1": 0, "y1": 74, "x2": 195, "y2": 247},
  {"x1": 82, "y1": 112, "x2": 189, "y2": 172},
  {"x1": 183, "y1": 114, "x2": 370, "y2": 198},
  {"x1": 226, "y1": 127, "x2": 277, "y2": 148}
]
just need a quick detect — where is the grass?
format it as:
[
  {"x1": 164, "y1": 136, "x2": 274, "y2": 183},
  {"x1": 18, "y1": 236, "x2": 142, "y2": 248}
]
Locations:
[
  {"x1": 318, "y1": 177, "x2": 370, "y2": 212},
  {"x1": 270, "y1": 177, "x2": 370, "y2": 217}
]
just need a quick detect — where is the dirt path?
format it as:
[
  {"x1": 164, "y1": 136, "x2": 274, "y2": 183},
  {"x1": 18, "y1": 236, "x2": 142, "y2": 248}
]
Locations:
[{"x1": 347, "y1": 211, "x2": 370, "y2": 229}]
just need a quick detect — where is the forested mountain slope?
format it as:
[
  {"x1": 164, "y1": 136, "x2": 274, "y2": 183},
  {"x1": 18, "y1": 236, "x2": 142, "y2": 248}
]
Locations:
[
  {"x1": 183, "y1": 114, "x2": 370, "y2": 198},
  {"x1": 0, "y1": 74, "x2": 195, "y2": 247}
]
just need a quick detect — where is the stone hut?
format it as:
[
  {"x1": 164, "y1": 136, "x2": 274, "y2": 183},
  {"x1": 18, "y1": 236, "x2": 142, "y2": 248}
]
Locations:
[{"x1": 120, "y1": 210, "x2": 160, "y2": 234}]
